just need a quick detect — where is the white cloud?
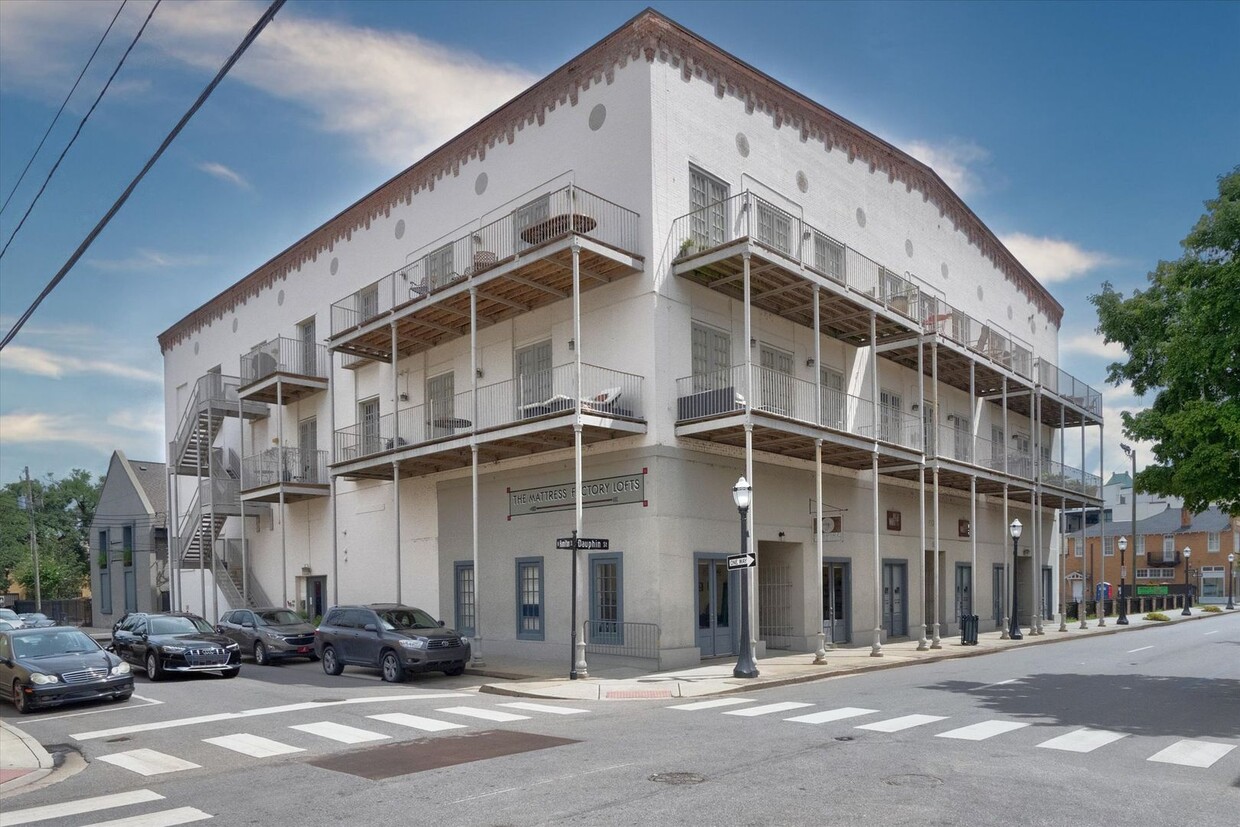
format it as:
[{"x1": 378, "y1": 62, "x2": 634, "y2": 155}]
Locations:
[
  {"x1": 1, "y1": 343, "x2": 161, "y2": 383},
  {"x1": 197, "y1": 161, "x2": 250, "y2": 190},
  {"x1": 999, "y1": 233, "x2": 1115, "y2": 284},
  {"x1": 904, "y1": 139, "x2": 991, "y2": 198},
  {"x1": 86, "y1": 248, "x2": 209, "y2": 272},
  {"x1": 1060, "y1": 333, "x2": 1126, "y2": 362},
  {"x1": 0, "y1": 408, "x2": 164, "y2": 458}
]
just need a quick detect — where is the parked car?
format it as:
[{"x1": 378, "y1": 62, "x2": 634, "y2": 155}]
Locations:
[
  {"x1": 0, "y1": 619, "x2": 18, "y2": 631},
  {"x1": 0, "y1": 608, "x2": 25, "y2": 628},
  {"x1": 315, "y1": 604, "x2": 470, "y2": 682},
  {"x1": 1, "y1": 627, "x2": 133, "y2": 713},
  {"x1": 216, "y1": 608, "x2": 318, "y2": 665},
  {"x1": 112, "y1": 612, "x2": 241, "y2": 681},
  {"x1": 18, "y1": 612, "x2": 57, "y2": 628}
]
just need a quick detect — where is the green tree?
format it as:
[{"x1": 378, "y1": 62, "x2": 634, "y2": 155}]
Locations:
[
  {"x1": 1091, "y1": 167, "x2": 1240, "y2": 514},
  {"x1": 0, "y1": 469, "x2": 103, "y2": 591}
]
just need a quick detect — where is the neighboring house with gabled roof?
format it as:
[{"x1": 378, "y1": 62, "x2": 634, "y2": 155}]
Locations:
[{"x1": 89, "y1": 451, "x2": 168, "y2": 627}]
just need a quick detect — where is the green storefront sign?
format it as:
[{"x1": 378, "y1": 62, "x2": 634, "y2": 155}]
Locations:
[{"x1": 1136, "y1": 585, "x2": 1169, "y2": 596}]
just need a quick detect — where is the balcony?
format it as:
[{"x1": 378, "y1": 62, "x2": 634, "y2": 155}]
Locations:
[
  {"x1": 673, "y1": 365, "x2": 921, "y2": 470},
  {"x1": 331, "y1": 363, "x2": 645, "y2": 480},
  {"x1": 1147, "y1": 551, "x2": 1183, "y2": 568},
  {"x1": 238, "y1": 337, "x2": 329, "y2": 404},
  {"x1": 240, "y1": 447, "x2": 330, "y2": 503},
  {"x1": 329, "y1": 185, "x2": 642, "y2": 364}
]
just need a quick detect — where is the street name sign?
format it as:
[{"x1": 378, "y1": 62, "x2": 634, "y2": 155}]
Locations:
[
  {"x1": 728, "y1": 553, "x2": 756, "y2": 570},
  {"x1": 556, "y1": 537, "x2": 610, "y2": 550}
]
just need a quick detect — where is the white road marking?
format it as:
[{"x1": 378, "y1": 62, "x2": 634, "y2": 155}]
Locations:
[
  {"x1": 970, "y1": 678, "x2": 1020, "y2": 692},
  {"x1": 785, "y1": 707, "x2": 878, "y2": 725},
  {"x1": 936, "y1": 720, "x2": 1031, "y2": 741},
  {"x1": 289, "y1": 721, "x2": 389, "y2": 744},
  {"x1": 1147, "y1": 740, "x2": 1235, "y2": 768},
  {"x1": 83, "y1": 807, "x2": 212, "y2": 827},
  {"x1": 1127, "y1": 646, "x2": 1154, "y2": 653},
  {"x1": 436, "y1": 706, "x2": 530, "y2": 722},
  {"x1": 202, "y1": 733, "x2": 304, "y2": 758},
  {"x1": 0, "y1": 789, "x2": 164, "y2": 826},
  {"x1": 724, "y1": 702, "x2": 814, "y2": 717},
  {"x1": 72, "y1": 692, "x2": 469, "y2": 740},
  {"x1": 667, "y1": 698, "x2": 754, "y2": 711},
  {"x1": 1036, "y1": 728, "x2": 1128, "y2": 753},
  {"x1": 856, "y1": 714, "x2": 948, "y2": 733},
  {"x1": 499, "y1": 702, "x2": 590, "y2": 715},
  {"x1": 96, "y1": 749, "x2": 201, "y2": 777},
  {"x1": 368, "y1": 713, "x2": 467, "y2": 732},
  {"x1": 1203, "y1": 630, "x2": 1219, "y2": 636}
]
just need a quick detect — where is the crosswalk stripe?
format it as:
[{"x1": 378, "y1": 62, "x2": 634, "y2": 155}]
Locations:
[
  {"x1": 96, "y1": 749, "x2": 200, "y2": 777},
  {"x1": 1147, "y1": 740, "x2": 1235, "y2": 768},
  {"x1": 499, "y1": 702, "x2": 590, "y2": 715},
  {"x1": 436, "y1": 706, "x2": 531, "y2": 722},
  {"x1": 368, "y1": 712, "x2": 467, "y2": 732},
  {"x1": 82, "y1": 808, "x2": 212, "y2": 827},
  {"x1": 936, "y1": 720, "x2": 1031, "y2": 741},
  {"x1": 1036, "y1": 728, "x2": 1128, "y2": 753},
  {"x1": 785, "y1": 707, "x2": 878, "y2": 725},
  {"x1": 289, "y1": 722, "x2": 389, "y2": 744},
  {"x1": 856, "y1": 714, "x2": 948, "y2": 733},
  {"x1": 724, "y1": 702, "x2": 814, "y2": 717},
  {"x1": 0, "y1": 789, "x2": 165, "y2": 826},
  {"x1": 202, "y1": 733, "x2": 304, "y2": 758},
  {"x1": 668, "y1": 698, "x2": 754, "y2": 711}
]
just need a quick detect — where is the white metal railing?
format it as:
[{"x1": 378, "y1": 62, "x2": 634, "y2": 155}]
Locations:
[
  {"x1": 241, "y1": 337, "x2": 329, "y2": 386},
  {"x1": 241, "y1": 448, "x2": 329, "y2": 489}
]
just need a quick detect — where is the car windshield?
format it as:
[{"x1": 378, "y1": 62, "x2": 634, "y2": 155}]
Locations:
[
  {"x1": 377, "y1": 608, "x2": 440, "y2": 631},
  {"x1": 257, "y1": 609, "x2": 302, "y2": 625},
  {"x1": 12, "y1": 631, "x2": 100, "y2": 658},
  {"x1": 149, "y1": 616, "x2": 215, "y2": 636}
]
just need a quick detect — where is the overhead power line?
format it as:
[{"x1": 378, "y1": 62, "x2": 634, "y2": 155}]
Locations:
[
  {"x1": 0, "y1": 0, "x2": 129, "y2": 219},
  {"x1": 0, "y1": 0, "x2": 287, "y2": 352},
  {"x1": 0, "y1": 0, "x2": 159, "y2": 261}
]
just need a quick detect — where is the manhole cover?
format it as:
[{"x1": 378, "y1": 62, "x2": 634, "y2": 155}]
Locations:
[
  {"x1": 105, "y1": 736, "x2": 131, "y2": 743},
  {"x1": 883, "y1": 774, "x2": 942, "y2": 788},
  {"x1": 650, "y1": 772, "x2": 706, "y2": 785},
  {"x1": 834, "y1": 736, "x2": 855, "y2": 742}
]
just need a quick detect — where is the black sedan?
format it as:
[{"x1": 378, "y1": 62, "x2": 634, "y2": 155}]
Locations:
[
  {"x1": 1, "y1": 627, "x2": 133, "y2": 714},
  {"x1": 112, "y1": 612, "x2": 241, "y2": 680}
]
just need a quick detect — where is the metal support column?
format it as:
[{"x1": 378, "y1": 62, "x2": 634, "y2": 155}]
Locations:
[
  {"x1": 571, "y1": 240, "x2": 588, "y2": 679},
  {"x1": 470, "y1": 286, "x2": 484, "y2": 667},
  {"x1": 930, "y1": 341, "x2": 941, "y2": 648},
  {"x1": 278, "y1": 380, "x2": 286, "y2": 610},
  {"x1": 917, "y1": 335, "x2": 928, "y2": 651},
  {"x1": 391, "y1": 320, "x2": 401, "y2": 606},
  {"x1": 329, "y1": 348, "x2": 339, "y2": 607},
  {"x1": 743, "y1": 251, "x2": 757, "y2": 658},
  {"x1": 1001, "y1": 482, "x2": 1011, "y2": 640}
]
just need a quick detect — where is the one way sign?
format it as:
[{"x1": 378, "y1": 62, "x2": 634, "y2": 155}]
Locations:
[{"x1": 727, "y1": 553, "x2": 756, "y2": 570}]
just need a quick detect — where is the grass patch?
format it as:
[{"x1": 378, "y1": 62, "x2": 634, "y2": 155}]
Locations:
[
  {"x1": 1144, "y1": 612, "x2": 1171, "y2": 622},
  {"x1": 1201, "y1": 604, "x2": 1222, "y2": 613}
]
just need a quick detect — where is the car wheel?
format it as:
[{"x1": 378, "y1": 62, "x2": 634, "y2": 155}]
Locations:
[
  {"x1": 12, "y1": 679, "x2": 32, "y2": 714},
  {"x1": 146, "y1": 652, "x2": 163, "y2": 682},
  {"x1": 444, "y1": 665, "x2": 465, "y2": 677},
  {"x1": 221, "y1": 668, "x2": 240, "y2": 679},
  {"x1": 321, "y1": 645, "x2": 344, "y2": 676},
  {"x1": 380, "y1": 650, "x2": 405, "y2": 683},
  {"x1": 254, "y1": 642, "x2": 269, "y2": 666}
]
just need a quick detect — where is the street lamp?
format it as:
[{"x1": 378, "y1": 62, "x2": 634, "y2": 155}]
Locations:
[
  {"x1": 732, "y1": 476, "x2": 759, "y2": 679},
  {"x1": 1227, "y1": 553, "x2": 1235, "y2": 611},
  {"x1": 1009, "y1": 518, "x2": 1023, "y2": 640},
  {"x1": 1120, "y1": 442, "x2": 1137, "y2": 624},
  {"x1": 1181, "y1": 547, "x2": 1192, "y2": 616},
  {"x1": 1116, "y1": 536, "x2": 1129, "y2": 625}
]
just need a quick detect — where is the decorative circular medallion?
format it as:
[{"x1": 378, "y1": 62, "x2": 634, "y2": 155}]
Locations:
[{"x1": 588, "y1": 104, "x2": 607, "y2": 131}]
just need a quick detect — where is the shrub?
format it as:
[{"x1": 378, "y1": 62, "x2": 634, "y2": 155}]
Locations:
[
  {"x1": 1144, "y1": 612, "x2": 1170, "y2": 622},
  {"x1": 1201, "y1": 604, "x2": 1222, "y2": 613}
]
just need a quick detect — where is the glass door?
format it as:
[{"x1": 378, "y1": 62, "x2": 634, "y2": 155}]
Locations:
[
  {"x1": 955, "y1": 563, "x2": 973, "y2": 622},
  {"x1": 695, "y1": 558, "x2": 734, "y2": 656},
  {"x1": 882, "y1": 561, "x2": 907, "y2": 637},
  {"x1": 822, "y1": 562, "x2": 850, "y2": 645},
  {"x1": 993, "y1": 564, "x2": 1005, "y2": 628}
]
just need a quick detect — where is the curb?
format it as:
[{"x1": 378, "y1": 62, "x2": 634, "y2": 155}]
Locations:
[{"x1": 0, "y1": 721, "x2": 56, "y2": 798}]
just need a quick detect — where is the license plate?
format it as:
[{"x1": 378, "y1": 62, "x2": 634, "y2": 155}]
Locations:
[{"x1": 298, "y1": 646, "x2": 310, "y2": 653}]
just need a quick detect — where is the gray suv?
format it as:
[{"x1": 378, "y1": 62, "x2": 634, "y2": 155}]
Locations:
[
  {"x1": 315, "y1": 604, "x2": 470, "y2": 682},
  {"x1": 216, "y1": 608, "x2": 318, "y2": 665}
]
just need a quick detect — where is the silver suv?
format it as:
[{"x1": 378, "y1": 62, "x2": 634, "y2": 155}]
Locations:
[
  {"x1": 315, "y1": 604, "x2": 470, "y2": 682},
  {"x1": 216, "y1": 608, "x2": 317, "y2": 665}
]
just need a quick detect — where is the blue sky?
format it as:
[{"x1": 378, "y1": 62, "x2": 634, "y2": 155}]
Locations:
[{"x1": 0, "y1": 0, "x2": 1237, "y2": 485}]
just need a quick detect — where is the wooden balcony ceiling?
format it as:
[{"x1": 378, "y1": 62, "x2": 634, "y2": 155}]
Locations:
[
  {"x1": 240, "y1": 482, "x2": 330, "y2": 503},
  {"x1": 881, "y1": 340, "x2": 1012, "y2": 399},
  {"x1": 678, "y1": 419, "x2": 916, "y2": 471},
  {"x1": 1000, "y1": 391, "x2": 1096, "y2": 428},
  {"x1": 335, "y1": 243, "x2": 642, "y2": 362},
  {"x1": 238, "y1": 374, "x2": 328, "y2": 405},
  {"x1": 676, "y1": 245, "x2": 913, "y2": 347},
  {"x1": 882, "y1": 464, "x2": 1011, "y2": 498}
]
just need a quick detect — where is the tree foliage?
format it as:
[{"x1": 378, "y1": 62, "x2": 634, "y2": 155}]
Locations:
[
  {"x1": 0, "y1": 469, "x2": 102, "y2": 596},
  {"x1": 1091, "y1": 167, "x2": 1240, "y2": 515}
]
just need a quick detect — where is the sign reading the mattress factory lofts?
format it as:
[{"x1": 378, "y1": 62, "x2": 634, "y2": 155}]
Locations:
[{"x1": 508, "y1": 471, "x2": 647, "y2": 517}]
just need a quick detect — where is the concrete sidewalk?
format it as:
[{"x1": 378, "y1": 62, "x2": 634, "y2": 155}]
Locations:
[
  {"x1": 0, "y1": 720, "x2": 55, "y2": 797},
  {"x1": 478, "y1": 606, "x2": 1232, "y2": 701}
]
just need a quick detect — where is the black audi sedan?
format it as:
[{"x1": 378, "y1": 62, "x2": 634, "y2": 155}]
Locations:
[
  {"x1": 1, "y1": 627, "x2": 133, "y2": 714},
  {"x1": 112, "y1": 612, "x2": 241, "y2": 680}
]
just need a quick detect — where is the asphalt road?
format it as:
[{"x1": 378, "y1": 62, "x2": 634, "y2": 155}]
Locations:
[{"x1": 3, "y1": 614, "x2": 1237, "y2": 826}]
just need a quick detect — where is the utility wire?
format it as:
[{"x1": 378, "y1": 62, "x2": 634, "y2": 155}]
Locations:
[
  {"x1": 0, "y1": 0, "x2": 287, "y2": 352},
  {"x1": 0, "y1": 0, "x2": 129, "y2": 218},
  {"x1": 0, "y1": 0, "x2": 159, "y2": 261}
]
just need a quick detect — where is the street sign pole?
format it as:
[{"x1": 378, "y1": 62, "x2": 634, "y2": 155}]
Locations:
[{"x1": 569, "y1": 529, "x2": 579, "y2": 680}]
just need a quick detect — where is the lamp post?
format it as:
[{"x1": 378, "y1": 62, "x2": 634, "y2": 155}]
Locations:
[
  {"x1": 1120, "y1": 442, "x2": 1137, "y2": 623},
  {"x1": 1009, "y1": 518, "x2": 1023, "y2": 640},
  {"x1": 732, "y1": 476, "x2": 758, "y2": 678},
  {"x1": 1181, "y1": 547, "x2": 1192, "y2": 616},
  {"x1": 1227, "y1": 553, "x2": 1235, "y2": 610},
  {"x1": 1116, "y1": 536, "x2": 1129, "y2": 625}
]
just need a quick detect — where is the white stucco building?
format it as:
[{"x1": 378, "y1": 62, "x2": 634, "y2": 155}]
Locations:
[{"x1": 156, "y1": 10, "x2": 1104, "y2": 671}]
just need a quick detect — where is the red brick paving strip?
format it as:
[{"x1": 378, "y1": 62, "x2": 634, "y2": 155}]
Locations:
[{"x1": 307, "y1": 730, "x2": 579, "y2": 780}]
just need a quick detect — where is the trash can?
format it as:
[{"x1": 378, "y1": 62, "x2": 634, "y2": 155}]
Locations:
[{"x1": 960, "y1": 614, "x2": 979, "y2": 646}]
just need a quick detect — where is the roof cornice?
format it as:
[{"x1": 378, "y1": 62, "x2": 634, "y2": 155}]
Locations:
[{"x1": 158, "y1": 8, "x2": 1061, "y2": 352}]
